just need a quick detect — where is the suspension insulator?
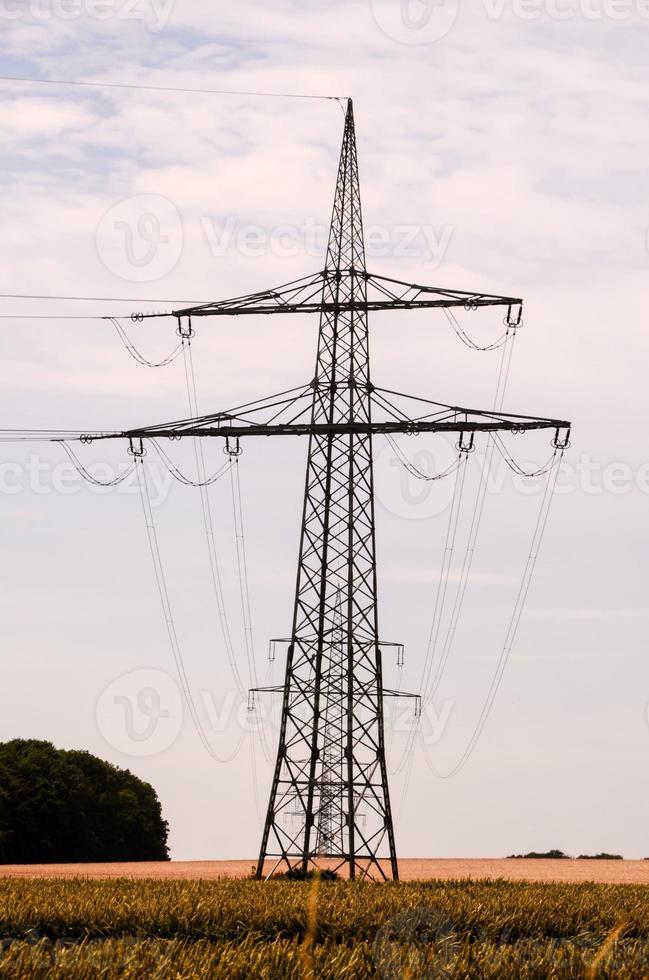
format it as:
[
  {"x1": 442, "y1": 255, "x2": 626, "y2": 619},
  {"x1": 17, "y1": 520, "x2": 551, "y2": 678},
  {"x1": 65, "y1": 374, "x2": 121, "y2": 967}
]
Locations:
[
  {"x1": 504, "y1": 303, "x2": 523, "y2": 328},
  {"x1": 456, "y1": 431, "x2": 475, "y2": 454},
  {"x1": 128, "y1": 437, "x2": 146, "y2": 458},
  {"x1": 176, "y1": 315, "x2": 194, "y2": 339},
  {"x1": 224, "y1": 437, "x2": 243, "y2": 458},
  {"x1": 552, "y1": 427, "x2": 571, "y2": 450}
]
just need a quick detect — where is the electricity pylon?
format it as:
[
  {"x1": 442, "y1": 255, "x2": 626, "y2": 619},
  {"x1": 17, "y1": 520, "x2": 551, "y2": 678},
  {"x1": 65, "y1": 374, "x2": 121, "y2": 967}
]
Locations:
[{"x1": 36, "y1": 99, "x2": 569, "y2": 880}]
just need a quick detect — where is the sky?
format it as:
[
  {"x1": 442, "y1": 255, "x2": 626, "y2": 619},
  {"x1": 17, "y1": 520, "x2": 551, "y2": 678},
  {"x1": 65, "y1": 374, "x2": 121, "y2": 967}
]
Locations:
[{"x1": 1, "y1": 0, "x2": 649, "y2": 862}]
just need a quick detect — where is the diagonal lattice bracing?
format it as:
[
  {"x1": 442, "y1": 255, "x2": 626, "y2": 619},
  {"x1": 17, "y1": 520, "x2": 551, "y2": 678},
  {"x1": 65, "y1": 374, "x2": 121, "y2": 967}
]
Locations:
[{"x1": 254, "y1": 101, "x2": 399, "y2": 881}]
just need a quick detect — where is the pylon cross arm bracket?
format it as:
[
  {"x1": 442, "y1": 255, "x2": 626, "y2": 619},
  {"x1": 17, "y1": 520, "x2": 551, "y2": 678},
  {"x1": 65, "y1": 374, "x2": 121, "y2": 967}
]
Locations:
[
  {"x1": 173, "y1": 272, "x2": 327, "y2": 318},
  {"x1": 22, "y1": 381, "x2": 565, "y2": 446},
  {"x1": 84, "y1": 404, "x2": 568, "y2": 444},
  {"x1": 169, "y1": 270, "x2": 521, "y2": 320},
  {"x1": 3, "y1": 402, "x2": 568, "y2": 444}
]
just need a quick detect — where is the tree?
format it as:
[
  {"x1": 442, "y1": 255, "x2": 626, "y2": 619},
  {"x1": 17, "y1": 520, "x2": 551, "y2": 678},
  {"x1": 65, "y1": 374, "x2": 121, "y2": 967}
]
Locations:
[{"x1": 0, "y1": 740, "x2": 169, "y2": 863}]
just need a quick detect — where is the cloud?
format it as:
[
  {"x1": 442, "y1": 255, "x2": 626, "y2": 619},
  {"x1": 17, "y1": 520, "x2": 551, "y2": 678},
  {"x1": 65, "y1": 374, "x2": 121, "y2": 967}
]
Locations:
[{"x1": 2, "y1": 1, "x2": 649, "y2": 862}]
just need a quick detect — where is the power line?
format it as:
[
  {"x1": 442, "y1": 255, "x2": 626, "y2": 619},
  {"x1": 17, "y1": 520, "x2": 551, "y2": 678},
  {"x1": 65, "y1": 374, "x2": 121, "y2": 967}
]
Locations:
[
  {"x1": 135, "y1": 454, "x2": 245, "y2": 764},
  {"x1": 0, "y1": 75, "x2": 345, "y2": 102},
  {"x1": 0, "y1": 292, "x2": 201, "y2": 319},
  {"x1": 0, "y1": 292, "x2": 199, "y2": 303},
  {"x1": 0, "y1": 315, "x2": 108, "y2": 320},
  {"x1": 109, "y1": 316, "x2": 183, "y2": 368},
  {"x1": 438, "y1": 450, "x2": 564, "y2": 779}
]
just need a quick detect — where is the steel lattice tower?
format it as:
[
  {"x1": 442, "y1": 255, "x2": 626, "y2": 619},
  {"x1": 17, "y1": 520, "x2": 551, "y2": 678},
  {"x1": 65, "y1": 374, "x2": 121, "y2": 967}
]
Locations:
[
  {"x1": 28, "y1": 98, "x2": 570, "y2": 882},
  {"x1": 257, "y1": 103, "x2": 398, "y2": 879}
]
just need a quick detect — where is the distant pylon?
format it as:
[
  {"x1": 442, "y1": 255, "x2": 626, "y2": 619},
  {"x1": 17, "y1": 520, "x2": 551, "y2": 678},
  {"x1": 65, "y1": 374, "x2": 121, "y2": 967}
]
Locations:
[{"x1": 315, "y1": 588, "x2": 346, "y2": 857}]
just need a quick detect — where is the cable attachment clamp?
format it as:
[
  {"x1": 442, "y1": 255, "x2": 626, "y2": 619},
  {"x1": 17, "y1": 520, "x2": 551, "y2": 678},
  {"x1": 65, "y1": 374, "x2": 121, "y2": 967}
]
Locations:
[
  {"x1": 128, "y1": 437, "x2": 146, "y2": 458},
  {"x1": 456, "y1": 431, "x2": 475, "y2": 454},
  {"x1": 504, "y1": 303, "x2": 523, "y2": 329},
  {"x1": 176, "y1": 315, "x2": 194, "y2": 339},
  {"x1": 225, "y1": 436, "x2": 242, "y2": 458},
  {"x1": 552, "y1": 426, "x2": 571, "y2": 450}
]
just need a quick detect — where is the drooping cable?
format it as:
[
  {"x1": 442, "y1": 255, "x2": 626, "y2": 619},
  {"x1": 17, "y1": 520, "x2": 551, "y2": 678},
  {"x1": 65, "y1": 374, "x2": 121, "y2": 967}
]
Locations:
[
  {"x1": 443, "y1": 308, "x2": 510, "y2": 352},
  {"x1": 109, "y1": 316, "x2": 184, "y2": 368},
  {"x1": 419, "y1": 454, "x2": 470, "y2": 701},
  {"x1": 394, "y1": 719, "x2": 420, "y2": 818},
  {"x1": 134, "y1": 454, "x2": 245, "y2": 763},
  {"x1": 385, "y1": 652, "x2": 405, "y2": 757},
  {"x1": 150, "y1": 439, "x2": 231, "y2": 487},
  {"x1": 422, "y1": 327, "x2": 518, "y2": 705},
  {"x1": 181, "y1": 338, "x2": 246, "y2": 699},
  {"x1": 435, "y1": 449, "x2": 564, "y2": 778},
  {"x1": 250, "y1": 726, "x2": 262, "y2": 822},
  {"x1": 389, "y1": 711, "x2": 421, "y2": 777},
  {"x1": 58, "y1": 441, "x2": 136, "y2": 486},
  {"x1": 384, "y1": 432, "x2": 464, "y2": 482},
  {"x1": 492, "y1": 432, "x2": 560, "y2": 478},
  {"x1": 229, "y1": 458, "x2": 273, "y2": 764},
  {"x1": 230, "y1": 459, "x2": 257, "y2": 689},
  {"x1": 389, "y1": 458, "x2": 469, "y2": 778}
]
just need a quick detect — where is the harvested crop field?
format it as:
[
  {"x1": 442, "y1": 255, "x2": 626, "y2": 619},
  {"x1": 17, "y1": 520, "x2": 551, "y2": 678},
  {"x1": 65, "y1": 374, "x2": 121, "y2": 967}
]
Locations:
[
  {"x1": 2, "y1": 876, "x2": 649, "y2": 977},
  {"x1": 1, "y1": 858, "x2": 648, "y2": 884}
]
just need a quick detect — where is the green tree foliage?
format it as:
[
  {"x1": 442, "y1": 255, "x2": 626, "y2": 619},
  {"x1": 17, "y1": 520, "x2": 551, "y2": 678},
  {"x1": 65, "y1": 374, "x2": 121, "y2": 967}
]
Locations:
[{"x1": 0, "y1": 740, "x2": 169, "y2": 863}]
